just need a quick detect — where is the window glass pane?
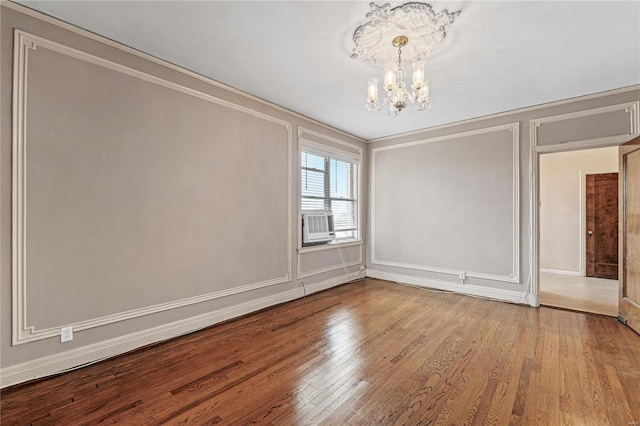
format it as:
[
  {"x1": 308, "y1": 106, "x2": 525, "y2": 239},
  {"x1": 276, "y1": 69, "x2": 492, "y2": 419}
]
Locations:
[
  {"x1": 301, "y1": 169, "x2": 325, "y2": 198},
  {"x1": 331, "y1": 199, "x2": 357, "y2": 232},
  {"x1": 329, "y1": 159, "x2": 353, "y2": 199},
  {"x1": 301, "y1": 198, "x2": 326, "y2": 211},
  {"x1": 301, "y1": 152, "x2": 325, "y2": 171},
  {"x1": 335, "y1": 230, "x2": 355, "y2": 240}
]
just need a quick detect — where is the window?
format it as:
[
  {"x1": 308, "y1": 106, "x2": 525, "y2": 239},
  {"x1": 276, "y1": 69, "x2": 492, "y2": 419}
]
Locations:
[{"x1": 301, "y1": 149, "x2": 359, "y2": 240}]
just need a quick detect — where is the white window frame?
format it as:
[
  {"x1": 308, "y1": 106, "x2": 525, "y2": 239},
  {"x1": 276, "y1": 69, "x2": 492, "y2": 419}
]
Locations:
[{"x1": 298, "y1": 133, "x2": 363, "y2": 252}]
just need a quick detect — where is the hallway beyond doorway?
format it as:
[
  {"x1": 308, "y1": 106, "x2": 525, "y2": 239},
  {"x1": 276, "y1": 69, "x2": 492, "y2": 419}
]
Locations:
[{"x1": 540, "y1": 272, "x2": 618, "y2": 316}]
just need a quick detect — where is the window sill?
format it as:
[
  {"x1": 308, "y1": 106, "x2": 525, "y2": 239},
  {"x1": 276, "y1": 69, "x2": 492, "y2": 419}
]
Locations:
[{"x1": 297, "y1": 239, "x2": 363, "y2": 254}]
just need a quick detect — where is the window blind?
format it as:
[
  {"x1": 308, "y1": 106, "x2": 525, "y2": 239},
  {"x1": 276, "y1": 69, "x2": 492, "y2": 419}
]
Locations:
[{"x1": 301, "y1": 151, "x2": 358, "y2": 239}]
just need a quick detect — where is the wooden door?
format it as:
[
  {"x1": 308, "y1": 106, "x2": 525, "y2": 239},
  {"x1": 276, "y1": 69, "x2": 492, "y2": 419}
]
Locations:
[
  {"x1": 620, "y1": 136, "x2": 640, "y2": 333},
  {"x1": 586, "y1": 173, "x2": 618, "y2": 279}
]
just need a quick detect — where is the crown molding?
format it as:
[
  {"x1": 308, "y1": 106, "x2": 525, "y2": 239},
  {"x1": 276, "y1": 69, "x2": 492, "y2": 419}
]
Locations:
[
  {"x1": 368, "y1": 85, "x2": 640, "y2": 143},
  {"x1": 1, "y1": 0, "x2": 366, "y2": 144},
  {"x1": 4, "y1": 1, "x2": 637, "y2": 144}
]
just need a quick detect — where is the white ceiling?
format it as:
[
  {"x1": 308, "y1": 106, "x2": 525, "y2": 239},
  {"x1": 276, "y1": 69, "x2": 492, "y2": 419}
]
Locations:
[{"x1": 14, "y1": 1, "x2": 640, "y2": 140}]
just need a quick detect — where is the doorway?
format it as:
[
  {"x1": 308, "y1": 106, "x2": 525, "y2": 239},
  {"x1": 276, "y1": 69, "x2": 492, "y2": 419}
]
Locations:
[{"x1": 539, "y1": 147, "x2": 619, "y2": 315}]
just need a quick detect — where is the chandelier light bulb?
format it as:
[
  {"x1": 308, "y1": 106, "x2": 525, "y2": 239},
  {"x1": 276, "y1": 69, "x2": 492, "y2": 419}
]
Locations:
[
  {"x1": 367, "y1": 78, "x2": 379, "y2": 102},
  {"x1": 412, "y1": 61, "x2": 425, "y2": 90},
  {"x1": 383, "y1": 66, "x2": 396, "y2": 91}
]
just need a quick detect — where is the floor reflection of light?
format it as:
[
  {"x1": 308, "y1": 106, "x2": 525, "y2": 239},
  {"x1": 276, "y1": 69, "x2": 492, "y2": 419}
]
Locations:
[{"x1": 292, "y1": 308, "x2": 364, "y2": 422}]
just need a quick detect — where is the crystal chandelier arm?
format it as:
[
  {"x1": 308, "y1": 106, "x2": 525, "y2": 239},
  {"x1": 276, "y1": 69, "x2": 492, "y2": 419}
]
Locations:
[
  {"x1": 407, "y1": 90, "x2": 431, "y2": 111},
  {"x1": 365, "y1": 96, "x2": 388, "y2": 112}
]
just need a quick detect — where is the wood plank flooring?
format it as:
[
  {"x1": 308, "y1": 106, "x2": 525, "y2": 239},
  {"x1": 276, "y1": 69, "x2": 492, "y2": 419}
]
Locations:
[{"x1": 2, "y1": 278, "x2": 639, "y2": 425}]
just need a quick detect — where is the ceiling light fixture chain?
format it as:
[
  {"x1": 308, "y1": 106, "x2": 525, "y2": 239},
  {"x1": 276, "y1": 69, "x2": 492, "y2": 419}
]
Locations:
[
  {"x1": 396, "y1": 37, "x2": 403, "y2": 70},
  {"x1": 352, "y1": 2, "x2": 460, "y2": 118}
]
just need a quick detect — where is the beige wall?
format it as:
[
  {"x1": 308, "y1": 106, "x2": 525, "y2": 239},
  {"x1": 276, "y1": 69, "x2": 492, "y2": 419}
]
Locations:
[
  {"x1": 1, "y1": 4, "x2": 366, "y2": 386},
  {"x1": 368, "y1": 87, "x2": 639, "y2": 302},
  {"x1": 372, "y1": 125, "x2": 518, "y2": 281},
  {"x1": 539, "y1": 147, "x2": 618, "y2": 274}
]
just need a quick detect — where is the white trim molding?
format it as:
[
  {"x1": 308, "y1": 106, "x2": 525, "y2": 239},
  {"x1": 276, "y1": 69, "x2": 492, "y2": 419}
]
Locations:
[
  {"x1": 304, "y1": 270, "x2": 365, "y2": 294},
  {"x1": 11, "y1": 30, "x2": 293, "y2": 345},
  {"x1": 368, "y1": 86, "x2": 640, "y2": 144},
  {"x1": 0, "y1": 271, "x2": 358, "y2": 388},
  {"x1": 297, "y1": 239, "x2": 363, "y2": 255},
  {"x1": 1, "y1": 1, "x2": 366, "y2": 144},
  {"x1": 530, "y1": 101, "x2": 640, "y2": 148},
  {"x1": 366, "y1": 269, "x2": 533, "y2": 305},
  {"x1": 370, "y1": 123, "x2": 521, "y2": 283},
  {"x1": 297, "y1": 127, "x2": 364, "y2": 252},
  {"x1": 529, "y1": 104, "x2": 639, "y2": 310},
  {"x1": 297, "y1": 242, "x2": 363, "y2": 279},
  {"x1": 539, "y1": 268, "x2": 581, "y2": 277},
  {"x1": 298, "y1": 127, "x2": 364, "y2": 156}
]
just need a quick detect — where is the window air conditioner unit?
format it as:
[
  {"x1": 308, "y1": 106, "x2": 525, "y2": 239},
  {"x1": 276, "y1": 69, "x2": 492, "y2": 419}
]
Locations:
[{"x1": 302, "y1": 210, "x2": 335, "y2": 246}]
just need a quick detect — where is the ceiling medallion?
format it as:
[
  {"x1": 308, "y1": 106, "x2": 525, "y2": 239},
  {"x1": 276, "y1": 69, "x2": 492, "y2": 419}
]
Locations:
[{"x1": 352, "y1": 2, "x2": 460, "y2": 117}]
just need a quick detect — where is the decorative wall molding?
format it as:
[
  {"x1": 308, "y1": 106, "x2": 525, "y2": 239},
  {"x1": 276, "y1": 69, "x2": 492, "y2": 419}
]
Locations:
[
  {"x1": 297, "y1": 243, "x2": 363, "y2": 279},
  {"x1": 304, "y1": 270, "x2": 365, "y2": 294},
  {"x1": 11, "y1": 30, "x2": 293, "y2": 345},
  {"x1": 297, "y1": 127, "x2": 364, "y2": 251},
  {"x1": 529, "y1": 104, "x2": 639, "y2": 308},
  {"x1": 370, "y1": 123, "x2": 520, "y2": 283},
  {"x1": 368, "y1": 85, "x2": 640, "y2": 144},
  {"x1": 298, "y1": 127, "x2": 364, "y2": 156},
  {"x1": 530, "y1": 101, "x2": 640, "y2": 148},
  {"x1": 1, "y1": 1, "x2": 366, "y2": 143},
  {"x1": 1, "y1": 271, "x2": 358, "y2": 388},
  {"x1": 366, "y1": 269, "x2": 532, "y2": 305},
  {"x1": 297, "y1": 239, "x2": 363, "y2": 254}
]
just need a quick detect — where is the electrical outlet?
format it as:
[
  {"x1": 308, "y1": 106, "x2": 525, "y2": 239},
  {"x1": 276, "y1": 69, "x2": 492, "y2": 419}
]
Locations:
[
  {"x1": 459, "y1": 271, "x2": 466, "y2": 281},
  {"x1": 61, "y1": 326, "x2": 73, "y2": 343}
]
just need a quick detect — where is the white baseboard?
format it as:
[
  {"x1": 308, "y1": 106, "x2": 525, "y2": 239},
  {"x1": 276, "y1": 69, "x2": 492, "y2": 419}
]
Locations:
[
  {"x1": 540, "y1": 268, "x2": 582, "y2": 276},
  {"x1": 366, "y1": 269, "x2": 533, "y2": 306},
  {"x1": 1, "y1": 272, "x2": 359, "y2": 389},
  {"x1": 304, "y1": 270, "x2": 365, "y2": 295}
]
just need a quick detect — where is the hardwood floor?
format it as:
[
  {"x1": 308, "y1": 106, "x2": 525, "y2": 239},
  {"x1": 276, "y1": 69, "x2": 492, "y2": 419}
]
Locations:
[
  {"x1": 540, "y1": 272, "x2": 619, "y2": 316},
  {"x1": 2, "y1": 278, "x2": 639, "y2": 425}
]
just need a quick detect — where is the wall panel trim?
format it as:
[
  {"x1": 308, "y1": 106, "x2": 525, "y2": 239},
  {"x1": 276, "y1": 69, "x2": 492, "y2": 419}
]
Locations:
[
  {"x1": 11, "y1": 30, "x2": 293, "y2": 345},
  {"x1": 1, "y1": 272, "x2": 356, "y2": 388},
  {"x1": 370, "y1": 123, "x2": 520, "y2": 283},
  {"x1": 1, "y1": 1, "x2": 365, "y2": 143},
  {"x1": 530, "y1": 101, "x2": 640, "y2": 148},
  {"x1": 368, "y1": 86, "x2": 640, "y2": 143},
  {"x1": 366, "y1": 269, "x2": 532, "y2": 305},
  {"x1": 297, "y1": 244, "x2": 363, "y2": 279}
]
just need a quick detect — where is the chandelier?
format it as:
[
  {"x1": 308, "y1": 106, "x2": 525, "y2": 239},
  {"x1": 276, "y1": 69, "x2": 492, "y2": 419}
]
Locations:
[{"x1": 351, "y1": 2, "x2": 460, "y2": 117}]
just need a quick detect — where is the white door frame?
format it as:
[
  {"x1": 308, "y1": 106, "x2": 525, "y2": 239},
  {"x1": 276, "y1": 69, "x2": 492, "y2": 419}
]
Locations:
[{"x1": 530, "y1": 137, "x2": 632, "y2": 307}]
